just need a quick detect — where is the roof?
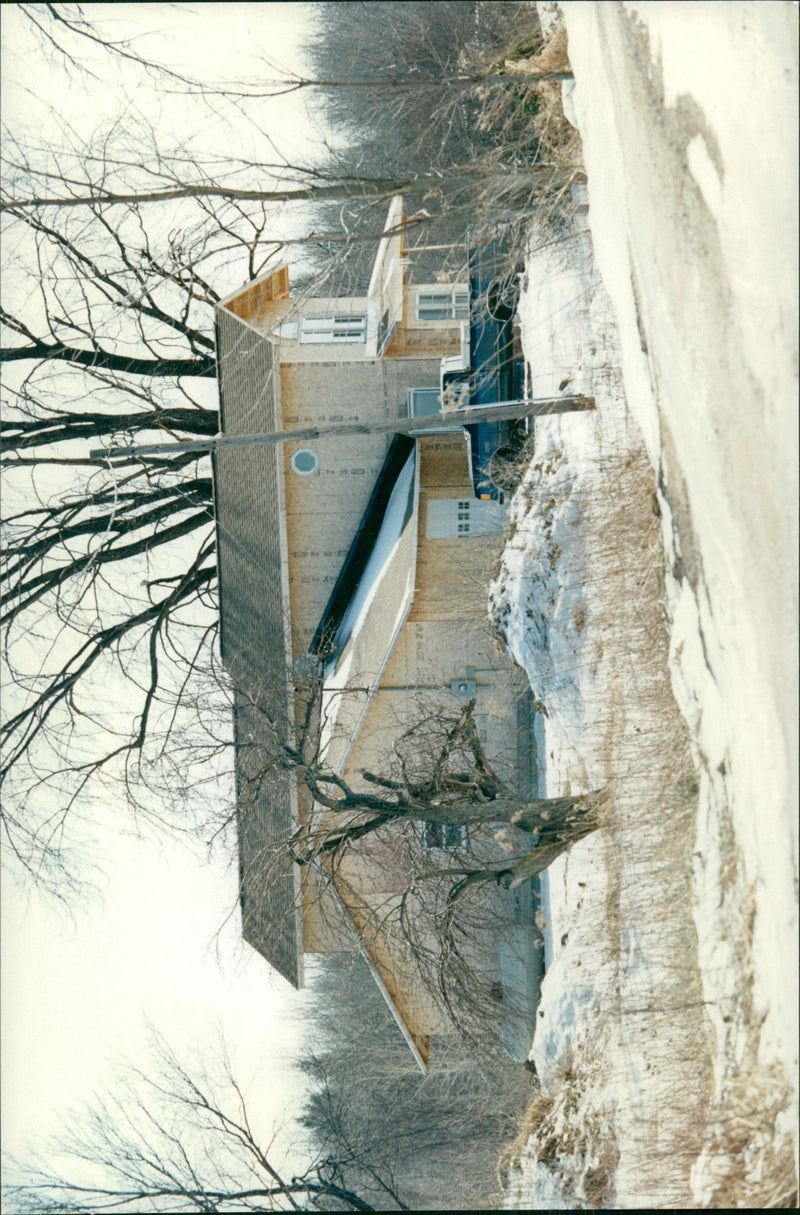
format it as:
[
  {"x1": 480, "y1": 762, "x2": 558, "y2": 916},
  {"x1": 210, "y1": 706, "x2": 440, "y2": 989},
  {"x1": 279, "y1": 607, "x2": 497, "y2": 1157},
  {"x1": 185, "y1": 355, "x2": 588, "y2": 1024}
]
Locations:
[
  {"x1": 213, "y1": 303, "x2": 303, "y2": 987},
  {"x1": 314, "y1": 435, "x2": 419, "y2": 774},
  {"x1": 312, "y1": 433, "x2": 414, "y2": 658}
]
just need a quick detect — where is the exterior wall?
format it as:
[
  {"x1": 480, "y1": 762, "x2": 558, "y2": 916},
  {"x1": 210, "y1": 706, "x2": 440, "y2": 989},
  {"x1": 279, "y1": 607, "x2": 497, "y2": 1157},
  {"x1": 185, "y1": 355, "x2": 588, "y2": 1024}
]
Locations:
[
  {"x1": 384, "y1": 324, "x2": 462, "y2": 359},
  {"x1": 366, "y1": 621, "x2": 525, "y2": 789},
  {"x1": 383, "y1": 282, "x2": 465, "y2": 359},
  {"x1": 416, "y1": 430, "x2": 474, "y2": 493},
  {"x1": 218, "y1": 241, "x2": 537, "y2": 1055},
  {"x1": 368, "y1": 193, "x2": 406, "y2": 350},
  {"x1": 301, "y1": 864, "x2": 358, "y2": 954},
  {"x1": 277, "y1": 358, "x2": 440, "y2": 658},
  {"x1": 222, "y1": 265, "x2": 289, "y2": 322},
  {"x1": 411, "y1": 431, "x2": 507, "y2": 621},
  {"x1": 252, "y1": 296, "x2": 381, "y2": 364}
]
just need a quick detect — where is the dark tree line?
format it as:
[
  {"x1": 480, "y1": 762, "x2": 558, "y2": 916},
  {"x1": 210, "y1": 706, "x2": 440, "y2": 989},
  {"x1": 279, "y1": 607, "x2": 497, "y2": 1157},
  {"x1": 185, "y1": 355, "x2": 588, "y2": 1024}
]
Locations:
[{"x1": 298, "y1": 952, "x2": 531, "y2": 1210}]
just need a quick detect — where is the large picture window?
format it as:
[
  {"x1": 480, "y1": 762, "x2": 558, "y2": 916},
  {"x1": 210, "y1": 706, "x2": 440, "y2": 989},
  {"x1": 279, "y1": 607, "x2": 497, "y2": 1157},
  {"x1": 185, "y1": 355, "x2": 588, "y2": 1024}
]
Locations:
[
  {"x1": 413, "y1": 288, "x2": 469, "y2": 322},
  {"x1": 299, "y1": 314, "x2": 367, "y2": 344}
]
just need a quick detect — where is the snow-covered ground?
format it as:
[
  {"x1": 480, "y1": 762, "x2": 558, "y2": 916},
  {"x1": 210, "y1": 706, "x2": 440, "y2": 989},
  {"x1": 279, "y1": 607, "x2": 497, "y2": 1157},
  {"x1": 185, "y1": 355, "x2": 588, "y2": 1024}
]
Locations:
[{"x1": 494, "y1": 3, "x2": 798, "y2": 1206}]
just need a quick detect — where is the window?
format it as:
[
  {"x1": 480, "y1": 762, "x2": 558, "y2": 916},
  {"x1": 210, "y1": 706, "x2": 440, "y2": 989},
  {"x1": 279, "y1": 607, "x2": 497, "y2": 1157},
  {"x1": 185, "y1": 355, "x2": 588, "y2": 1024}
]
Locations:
[
  {"x1": 299, "y1": 314, "x2": 366, "y2": 344},
  {"x1": 407, "y1": 387, "x2": 452, "y2": 436},
  {"x1": 414, "y1": 288, "x2": 469, "y2": 322},
  {"x1": 290, "y1": 448, "x2": 320, "y2": 476},
  {"x1": 407, "y1": 387, "x2": 442, "y2": 418},
  {"x1": 422, "y1": 821, "x2": 467, "y2": 851},
  {"x1": 426, "y1": 498, "x2": 507, "y2": 539},
  {"x1": 271, "y1": 319, "x2": 299, "y2": 340}
]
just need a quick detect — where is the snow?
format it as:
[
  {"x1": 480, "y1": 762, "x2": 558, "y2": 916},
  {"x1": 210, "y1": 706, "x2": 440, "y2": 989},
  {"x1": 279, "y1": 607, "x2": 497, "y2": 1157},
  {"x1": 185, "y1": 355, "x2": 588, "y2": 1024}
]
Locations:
[
  {"x1": 318, "y1": 448, "x2": 416, "y2": 761},
  {"x1": 563, "y1": 0, "x2": 799, "y2": 1181},
  {"x1": 324, "y1": 447, "x2": 416, "y2": 683},
  {"x1": 494, "y1": 215, "x2": 646, "y2": 1207},
  {"x1": 497, "y1": 3, "x2": 798, "y2": 1206}
]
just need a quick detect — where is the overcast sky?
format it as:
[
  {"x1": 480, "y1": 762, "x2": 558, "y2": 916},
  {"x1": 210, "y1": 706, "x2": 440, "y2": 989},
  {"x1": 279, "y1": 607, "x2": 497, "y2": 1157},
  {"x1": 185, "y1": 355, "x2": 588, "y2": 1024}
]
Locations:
[{"x1": 1, "y1": 1, "x2": 329, "y2": 1174}]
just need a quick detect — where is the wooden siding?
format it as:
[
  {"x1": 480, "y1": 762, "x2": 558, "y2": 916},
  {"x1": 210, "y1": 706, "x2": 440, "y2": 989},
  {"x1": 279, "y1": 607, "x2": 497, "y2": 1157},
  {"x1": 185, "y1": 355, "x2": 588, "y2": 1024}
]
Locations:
[
  {"x1": 223, "y1": 266, "x2": 290, "y2": 323},
  {"x1": 410, "y1": 528, "x2": 502, "y2": 622},
  {"x1": 383, "y1": 324, "x2": 461, "y2": 359},
  {"x1": 278, "y1": 358, "x2": 439, "y2": 656},
  {"x1": 411, "y1": 432, "x2": 504, "y2": 622},
  {"x1": 416, "y1": 431, "x2": 474, "y2": 494}
]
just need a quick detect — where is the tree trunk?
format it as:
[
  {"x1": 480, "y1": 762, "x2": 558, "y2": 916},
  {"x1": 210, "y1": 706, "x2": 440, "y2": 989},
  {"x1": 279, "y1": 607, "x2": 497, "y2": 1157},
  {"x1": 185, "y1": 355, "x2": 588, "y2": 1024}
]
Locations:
[
  {"x1": 96, "y1": 396, "x2": 595, "y2": 461},
  {"x1": 2, "y1": 166, "x2": 555, "y2": 213},
  {"x1": 400, "y1": 791, "x2": 603, "y2": 833},
  {"x1": 0, "y1": 343, "x2": 216, "y2": 376}
]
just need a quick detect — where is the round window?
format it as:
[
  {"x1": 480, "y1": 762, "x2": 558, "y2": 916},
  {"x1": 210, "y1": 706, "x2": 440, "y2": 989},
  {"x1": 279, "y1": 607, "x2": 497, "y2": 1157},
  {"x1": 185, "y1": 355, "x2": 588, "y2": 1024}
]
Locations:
[{"x1": 290, "y1": 448, "x2": 320, "y2": 476}]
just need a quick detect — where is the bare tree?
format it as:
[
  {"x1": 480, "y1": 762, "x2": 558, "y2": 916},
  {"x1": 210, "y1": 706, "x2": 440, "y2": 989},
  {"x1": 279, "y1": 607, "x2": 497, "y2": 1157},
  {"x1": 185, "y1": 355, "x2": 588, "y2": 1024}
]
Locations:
[
  {"x1": 0, "y1": 89, "x2": 470, "y2": 885},
  {"x1": 2, "y1": 1029, "x2": 400, "y2": 1213},
  {"x1": 222, "y1": 656, "x2": 602, "y2": 1039},
  {"x1": 1, "y1": 1, "x2": 573, "y2": 895},
  {"x1": 298, "y1": 953, "x2": 531, "y2": 1210},
  {"x1": 240, "y1": 658, "x2": 600, "y2": 856},
  {"x1": 2, "y1": 181, "x2": 232, "y2": 887},
  {"x1": 0, "y1": 164, "x2": 509, "y2": 887}
]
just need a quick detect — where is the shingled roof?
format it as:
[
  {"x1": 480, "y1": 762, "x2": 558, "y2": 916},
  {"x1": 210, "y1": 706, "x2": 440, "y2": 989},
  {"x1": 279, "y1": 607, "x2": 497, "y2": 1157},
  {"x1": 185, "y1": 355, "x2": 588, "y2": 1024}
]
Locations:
[{"x1": 213, "y1": 303, "x2": 303, "y2": 987}]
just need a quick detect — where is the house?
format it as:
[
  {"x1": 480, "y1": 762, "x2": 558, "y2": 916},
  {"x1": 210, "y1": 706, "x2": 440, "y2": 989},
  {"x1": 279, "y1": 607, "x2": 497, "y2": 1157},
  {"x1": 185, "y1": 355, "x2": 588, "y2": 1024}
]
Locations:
[{"x1": 212, "y1": 198, "x2": 542, "y2": 1070}]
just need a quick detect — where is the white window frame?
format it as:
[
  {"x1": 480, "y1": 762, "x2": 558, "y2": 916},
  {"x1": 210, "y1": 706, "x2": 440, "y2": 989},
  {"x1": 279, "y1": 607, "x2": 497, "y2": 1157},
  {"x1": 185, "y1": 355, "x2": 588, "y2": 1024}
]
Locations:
[
  {"x1": 299, "y1": 314, "x2": 367, "y2": 344},
  {"x1": 407, "y1": 387, "x2": 442, "y2": 418},
  {"x1": 407, "y1": 387, "x2": 453, "y2": 436},
  {"x1": 425, "y1": 498, "x2": 507, "y2": 539},
  {"x1": 413, "y1": 287, "x2": 469, "y2": 322}
]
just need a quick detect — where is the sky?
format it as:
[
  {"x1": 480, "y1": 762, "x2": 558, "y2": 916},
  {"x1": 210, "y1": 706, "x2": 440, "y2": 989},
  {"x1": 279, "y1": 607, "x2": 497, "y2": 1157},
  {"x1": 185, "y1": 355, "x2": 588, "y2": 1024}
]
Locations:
[{"x1": 1, "y1": 1, "x2": 328, "y2": 1178}]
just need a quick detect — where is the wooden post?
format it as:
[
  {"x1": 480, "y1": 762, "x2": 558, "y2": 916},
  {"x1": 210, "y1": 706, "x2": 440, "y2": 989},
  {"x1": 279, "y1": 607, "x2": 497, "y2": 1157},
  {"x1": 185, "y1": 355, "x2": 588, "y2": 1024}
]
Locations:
[{"x1": 89, "y1": 395, "x2": 595, "y2": 461}]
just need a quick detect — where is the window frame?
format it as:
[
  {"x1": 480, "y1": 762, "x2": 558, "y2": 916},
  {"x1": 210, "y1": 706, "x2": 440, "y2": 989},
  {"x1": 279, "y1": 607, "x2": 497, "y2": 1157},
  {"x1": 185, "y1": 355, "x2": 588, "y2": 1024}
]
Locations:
[
  {"x1": 406, "y1": 387, "x2": 442, "y2": 418},
  {"x1": 290, "y1": 448, "x2": 320, "y2": 476},
  {"x1": 413, "y1": 287, "x2": 469, "y2": 323},
  {"x1": 298, "y1": 314, "x2": 367, "y2": 344}
]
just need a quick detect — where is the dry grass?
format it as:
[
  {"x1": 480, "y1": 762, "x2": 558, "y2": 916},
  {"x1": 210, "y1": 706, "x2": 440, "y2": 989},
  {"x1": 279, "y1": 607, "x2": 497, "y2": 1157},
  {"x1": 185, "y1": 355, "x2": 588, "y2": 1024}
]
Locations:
[
  {"x1": 507, "y1": 19, "x2": 585, "y2": 226},
  {"x1": 587, "y1": 449, "x2": 714, "y2": 1205},
  {"x1": 695, "y1": 1063, "x2": 798, "y2": 1208},
  {"x1": 452, "y1": 9, "x2": 585, "y2": 240},
  {"x1": 494, "y1": 440, "x2": 714, "y2": 1205},
  {"x1": 498, "y1": 1062, "x2": 619, "y2": 1209},
  {"x1": 499, "y1": 1085, "x2": 555, "y2": 1171},
  {"x1": 495, "y1": 426, "x2": 799, "y2": 1206}
]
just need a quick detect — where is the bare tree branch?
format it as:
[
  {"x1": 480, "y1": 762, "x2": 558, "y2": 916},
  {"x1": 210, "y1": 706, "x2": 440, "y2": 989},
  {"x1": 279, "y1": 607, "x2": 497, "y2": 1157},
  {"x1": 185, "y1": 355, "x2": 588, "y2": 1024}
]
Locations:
[{"x1": 3, "y1": 1029, "x2": 390, "y2": 1211}]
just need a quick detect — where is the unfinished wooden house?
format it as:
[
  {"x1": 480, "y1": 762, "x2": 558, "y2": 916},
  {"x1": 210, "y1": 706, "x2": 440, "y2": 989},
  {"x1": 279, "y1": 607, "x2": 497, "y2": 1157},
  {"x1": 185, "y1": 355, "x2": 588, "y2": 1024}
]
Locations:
[{"x1": 213, "y1": 198, "x2": 542, "y2": 1069}]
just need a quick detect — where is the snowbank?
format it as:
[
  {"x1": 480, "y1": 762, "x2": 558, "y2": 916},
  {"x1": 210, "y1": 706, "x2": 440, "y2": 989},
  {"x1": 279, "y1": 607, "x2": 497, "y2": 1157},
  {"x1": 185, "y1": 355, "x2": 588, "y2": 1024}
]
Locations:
[
  {"x1": 561, "y1": 2, "x2": 799, "y2": 1199},
  {"x1": 496, "y1": 216, "x2": 711, "y2": 1207},
  {"x1": 499, "y1": 2, "x2": 798, "y2": 1205}
]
